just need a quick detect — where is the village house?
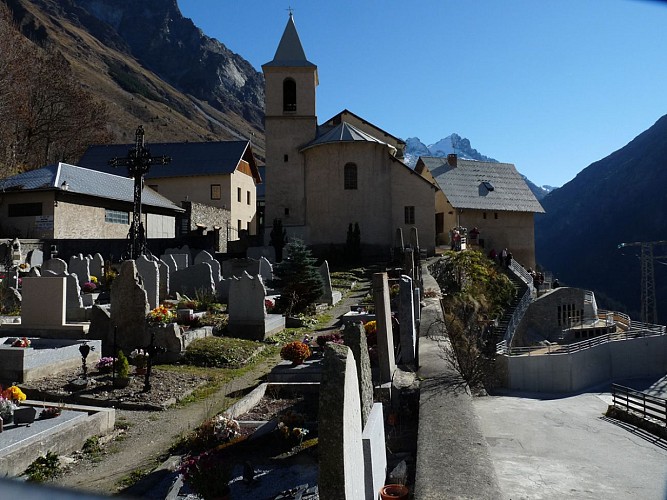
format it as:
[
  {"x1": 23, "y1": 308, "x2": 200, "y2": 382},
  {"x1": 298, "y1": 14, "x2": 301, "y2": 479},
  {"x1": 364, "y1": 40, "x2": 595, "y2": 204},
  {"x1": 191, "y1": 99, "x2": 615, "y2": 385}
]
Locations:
[
  {"x1": 263, "y1": 15, "x2": 437, "y2": 256},
  {"x1": 78, "y1": 140, "x2": 262, "y2": 243},
  {"x1": 0, "y1": 162, "x2": 182, "y2": 240},
  {"x1": 415, "y1": 154, "x2": 544, "y2": 267}
]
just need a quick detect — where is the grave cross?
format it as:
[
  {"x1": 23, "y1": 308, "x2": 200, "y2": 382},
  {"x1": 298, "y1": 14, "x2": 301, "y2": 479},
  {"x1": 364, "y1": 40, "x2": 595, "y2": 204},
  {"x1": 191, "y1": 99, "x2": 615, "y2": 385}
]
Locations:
[{"x1": 109, "y1": 126, "x2": 171, "y2": 260}]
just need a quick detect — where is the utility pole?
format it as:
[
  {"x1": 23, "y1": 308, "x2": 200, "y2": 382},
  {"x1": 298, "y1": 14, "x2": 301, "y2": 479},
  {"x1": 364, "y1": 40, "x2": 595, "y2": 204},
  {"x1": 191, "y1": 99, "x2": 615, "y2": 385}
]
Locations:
[{"x1": 618, "y1": 240, "x2": 667, "y2": 324}]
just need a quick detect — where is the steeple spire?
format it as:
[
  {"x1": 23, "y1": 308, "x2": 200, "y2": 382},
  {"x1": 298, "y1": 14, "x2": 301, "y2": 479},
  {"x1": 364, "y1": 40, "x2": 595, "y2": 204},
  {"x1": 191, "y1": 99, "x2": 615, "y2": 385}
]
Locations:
[{"x1": 264, "y1": 13, "x2": 316, "y2": 68}]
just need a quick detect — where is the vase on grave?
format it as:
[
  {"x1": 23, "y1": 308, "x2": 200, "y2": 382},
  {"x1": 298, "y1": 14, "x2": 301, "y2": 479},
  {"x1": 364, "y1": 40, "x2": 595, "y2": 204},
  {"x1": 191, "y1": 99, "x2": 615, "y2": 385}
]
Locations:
[
  {"x1": 82, "y1": 292, "x2": 100, "y2": 306},
  {"x1": 379, "y1": 484, "x2": 409, "y2": 500},
  {"x1": 0, "y1": 408, "x2": 13, "y2": 425}
]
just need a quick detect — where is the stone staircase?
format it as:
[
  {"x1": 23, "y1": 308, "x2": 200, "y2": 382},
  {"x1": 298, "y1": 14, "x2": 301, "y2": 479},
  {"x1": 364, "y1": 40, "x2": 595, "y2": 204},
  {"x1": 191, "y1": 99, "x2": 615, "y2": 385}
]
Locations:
[{"x1": 488, "y1": 268, "x2": 529, "y2": 350}]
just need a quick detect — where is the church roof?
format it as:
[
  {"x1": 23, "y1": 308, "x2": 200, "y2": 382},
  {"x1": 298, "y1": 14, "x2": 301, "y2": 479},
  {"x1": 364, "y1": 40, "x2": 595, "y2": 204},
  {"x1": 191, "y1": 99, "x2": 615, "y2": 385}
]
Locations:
[
  {"x1": 78, "y1": 141, "x2": 261, "y2": 183},
  {"x1": 422, "y1": 156, "x2": 545, "y2": 213},
  {"x1": 0, "y1": 163, "x2": 183, "y2": 212},
  {"x1": 301, "y1": 121, "x2": 397, "y2": 154},
  {"x1": 263, "y1": 14, "x2": 316, "y2": 68}
]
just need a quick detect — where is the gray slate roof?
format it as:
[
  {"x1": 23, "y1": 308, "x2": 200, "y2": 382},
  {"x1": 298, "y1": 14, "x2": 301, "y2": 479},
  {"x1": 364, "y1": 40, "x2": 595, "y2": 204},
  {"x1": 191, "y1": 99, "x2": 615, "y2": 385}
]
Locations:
[
  {"x1": 302, "y1": 121, "x2": 397, "y2": 154},
  {"x1": 263, "y1": 14, "x2": 316, "y2": 68},
  {"x1": 0, "y1": 163, "x2": 183, "y2": 212},
  {"x1": 78, "y1": 141, "x2": 256, "y2": 180},
  {"x1": 423, "y1": 156, "x2": 545, "y2": 213}
]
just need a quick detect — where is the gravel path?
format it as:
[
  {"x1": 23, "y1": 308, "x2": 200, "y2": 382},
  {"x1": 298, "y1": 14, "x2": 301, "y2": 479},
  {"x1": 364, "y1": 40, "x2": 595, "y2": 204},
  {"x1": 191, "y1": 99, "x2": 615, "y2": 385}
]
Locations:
[{"x1": 52, "y1": 278, "x2": 370, "y2": 496}]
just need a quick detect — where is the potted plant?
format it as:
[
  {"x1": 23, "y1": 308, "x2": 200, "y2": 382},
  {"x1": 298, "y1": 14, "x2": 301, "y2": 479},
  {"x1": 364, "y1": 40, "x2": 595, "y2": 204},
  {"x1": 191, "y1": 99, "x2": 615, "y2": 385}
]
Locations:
[
  {"x1": 280, "y1": 341, "x2": 311, "y2": 366},
  {"x1": 379, "y1": 484, "x2": 409, "y2": 500},
  {"x1": 130, "y1": 349, "x2": 149, "y2": 375},
  {"x1": 178, "y1": 450, "x2": 231, "y2": 499},
  {"x1": 81, "y1": 280, "x2": 99, "y2": 306},
  {"x1": 114, "y1": 350, "x2": 131, "y2": 388},
  {"x1": 147, "y1": 305, "x2": 175, "y2": 327}
]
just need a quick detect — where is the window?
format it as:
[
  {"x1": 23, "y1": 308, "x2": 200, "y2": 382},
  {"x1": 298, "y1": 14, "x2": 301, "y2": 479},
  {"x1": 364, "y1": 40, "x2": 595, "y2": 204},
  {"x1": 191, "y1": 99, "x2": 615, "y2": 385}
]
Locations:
[
  {"x1": 105, "y1": 209, "x2": 129, "y2": 224},
  {"x1": 247, "y1": 191, "x2": 251, "y2": 205},
  {"x1": 237, "y1": 187, "x2": 241, "y2": 202},
  {"x1": 404, "y1": 206, "x2": 415, "y2": 224},
  {"x1": 494, "y1": 212, "x2": 499, "y2": 219},
  {"x1": 211, "y1": 184, "x2": 221, "y2": 200},
  {"x1": 284, "y1": 154, "x2": 289, "y2": 162},
  {"x1": 283, "y1": 78, "x2": 296, "y2": 112},
  {"x1": 284, "y1": 207, "x2": 290, "y2": 216},
  {"x1": 237, "y1": 219, "x2": 242, "y2": 232},
  {"x1": 344, "y1": 163, "x2": 358, "y2": 190},
  {"x1": 8, "y1": 203, "x2": 42, "y2": 217},
  {"x1": 483, "y1": 212, "x2": 487, "y2": 219}
]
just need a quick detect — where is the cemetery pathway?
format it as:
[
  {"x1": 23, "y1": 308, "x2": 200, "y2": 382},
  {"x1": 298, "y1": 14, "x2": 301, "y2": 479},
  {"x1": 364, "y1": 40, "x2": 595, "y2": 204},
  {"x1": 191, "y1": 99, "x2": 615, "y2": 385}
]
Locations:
[{"x1": 54, "y1": 279, "x2": 371, "y2": 496}]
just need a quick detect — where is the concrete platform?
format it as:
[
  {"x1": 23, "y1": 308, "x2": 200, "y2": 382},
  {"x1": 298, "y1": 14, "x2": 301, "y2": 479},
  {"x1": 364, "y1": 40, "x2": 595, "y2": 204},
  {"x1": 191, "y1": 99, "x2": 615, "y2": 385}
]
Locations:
[
  {"x1": 0, "y1": 322, "x2": 90, "y2": 339},
  {"x1": 227, "y1": 314, "x2": 285, "y2": 341},
  {"x1": 0, "y1": 400, "x2": 115, "y2": 477},
  {"x1": 268, "y1": 358, "x2": 323, "y2": 383}
]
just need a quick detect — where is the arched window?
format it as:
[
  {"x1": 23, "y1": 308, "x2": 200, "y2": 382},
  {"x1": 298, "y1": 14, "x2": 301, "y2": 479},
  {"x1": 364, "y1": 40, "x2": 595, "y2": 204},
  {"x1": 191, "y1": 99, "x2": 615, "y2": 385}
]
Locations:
[
  {"x1": 283, "y1": 78, "x2": 296, "y2": 112},
  {"x1": 344, "y1": 163, "x2": 357, "y2": 190}
]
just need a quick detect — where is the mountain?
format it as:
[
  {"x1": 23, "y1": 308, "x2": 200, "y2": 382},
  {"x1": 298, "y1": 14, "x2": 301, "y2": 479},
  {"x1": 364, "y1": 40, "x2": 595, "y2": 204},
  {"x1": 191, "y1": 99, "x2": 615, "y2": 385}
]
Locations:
[
  {"x1": 536, "y1": 113, "x2": 667, "y2": 323},
  {"x1": 3, "y1": 0, "x2": 265, "y2": 155},
  {"x1": 404, "y1": 133, "x2": 553, "y2": 200}
]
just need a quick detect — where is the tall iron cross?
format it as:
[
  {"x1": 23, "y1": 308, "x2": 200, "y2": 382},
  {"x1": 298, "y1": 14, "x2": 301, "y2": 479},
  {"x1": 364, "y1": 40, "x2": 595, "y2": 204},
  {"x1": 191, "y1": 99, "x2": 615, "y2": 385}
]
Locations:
[{"x1": 109, "y1": 126, "x2": 171, "y2": 260}]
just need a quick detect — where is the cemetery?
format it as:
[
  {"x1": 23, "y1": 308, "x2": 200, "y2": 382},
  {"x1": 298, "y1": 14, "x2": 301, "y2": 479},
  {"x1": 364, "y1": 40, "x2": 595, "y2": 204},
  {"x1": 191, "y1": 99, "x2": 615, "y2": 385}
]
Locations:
[{"x1": 0, "y1": 232, "x2": 428, "y2": 499}]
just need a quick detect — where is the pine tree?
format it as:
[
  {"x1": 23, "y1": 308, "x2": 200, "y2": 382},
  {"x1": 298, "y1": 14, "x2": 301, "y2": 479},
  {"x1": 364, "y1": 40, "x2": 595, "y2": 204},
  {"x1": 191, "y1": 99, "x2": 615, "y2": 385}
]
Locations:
[{"x1": 275, "y1": 239, "x2": 324, "y2": 314}]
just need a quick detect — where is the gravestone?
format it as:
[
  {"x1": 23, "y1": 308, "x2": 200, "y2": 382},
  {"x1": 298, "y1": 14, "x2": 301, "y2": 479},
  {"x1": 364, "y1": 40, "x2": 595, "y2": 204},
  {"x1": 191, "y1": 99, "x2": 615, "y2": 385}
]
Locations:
[
  {"x1": 227, "y1": 272, "x2": 284, "y2": 340},
  {"x1": 194, "y1": 250, "x2": 214, "y2": 266},
  {"x1": 399, "y1": 275, "x2": 416, "y2": 364},
  {"x1": 27, "y1": 267, "x2": 40, "y2": 277},
  {"x1": 170, "y1": 262, "x2": 215, "y2": 297},
  {"x1": 158, "y1": 259, "x2": 169, "y2": 301},
  {"x1": 20, "y1": 277, "x2": 66, "y2": 327},
  {"x1": 258, "y1": 256, "x2": 273, "y2": 283},
  {"x1": 247, "y1": 245, "x2": 276, "y2": 263},
  {"x1": 410, "y1": 226, "x2": 419, "y2": 250},
  {"x1": 194, "y1": 250, "x2": 222, "y2": 287},
  {"x1": 68, "y1": 255, "x2": 90, "y2": 287},
  {"x1": 136, "y1": 256, "x2": 160, "y2": 310},
  {"x1": 26, "y1": 249, "x2": 43, "y2": 268},
  {"x1": 222, "y1": 258, "x2": 260, "y2": 279},
  {"x1": 318, "y1": 260, "x2": 341, "y2": 306},
  {"x1": 403, "y1": 248, "x2": 414, "y2": 282},
  {"x1": 395, "y1": 228, "x2": 404, "y2": 249},
  {"x1": 216, "y1": 276, "x2": 230, "y2": 302},
  {"x1": 89, "y1": 253, "x2": 104, "y2": 280},
  {"x1": 110, "y1": 260, "x2": 149, "y2": 350},
  {"x1": 42, "y1": 258, "x2": 67, "y2": 275},
  {"x1": 65, "y1": 274, "x2": 85, "y2": 321},
  {"x1": 318, "y1": 344, "x2": 365, "y2": 500},
  {"x1": 362, "y1": 403, "x2": 387, "y2": 500},
  {"x1": 160, "y1": 254, "x2": 177, "y2": 275},
  {"x1": 414, "y1": 288, "x2": 421, "y2": 324},
  {"x1": 343, "y1": 322, "x2": 374, "y2": 427},
  {"x1": 373, "y1": 273, "x2": 396, "y2": 384},
  {"x1": 165, "y1": 245, "x2": 191, "y2": 270}
]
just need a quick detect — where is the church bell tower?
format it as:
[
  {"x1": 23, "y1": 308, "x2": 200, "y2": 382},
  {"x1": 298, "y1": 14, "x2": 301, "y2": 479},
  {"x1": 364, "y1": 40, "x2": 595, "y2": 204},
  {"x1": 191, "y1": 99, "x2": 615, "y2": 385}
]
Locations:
[{"x1": 262, "y1": 13, "x2": 318, "y2": 239}]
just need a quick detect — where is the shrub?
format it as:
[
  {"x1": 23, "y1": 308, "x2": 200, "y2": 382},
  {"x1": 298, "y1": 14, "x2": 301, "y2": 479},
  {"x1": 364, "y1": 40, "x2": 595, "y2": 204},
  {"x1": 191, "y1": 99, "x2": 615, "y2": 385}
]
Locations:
[
  {"x1": 184, "y1": 337, "x2": 259, "y2": 367},
  {"x1": 116, "y1": 350, "x2": 130, "y2": 379},
  {"x1": 274, "y1": 239, "x2": 324, "y2": 314},
  {"x1": 280, "y1": 341, "x2": 311, "y2": 364},
  {"x1": 25, "y1": 452, "x2": 61, "y2": 482}
]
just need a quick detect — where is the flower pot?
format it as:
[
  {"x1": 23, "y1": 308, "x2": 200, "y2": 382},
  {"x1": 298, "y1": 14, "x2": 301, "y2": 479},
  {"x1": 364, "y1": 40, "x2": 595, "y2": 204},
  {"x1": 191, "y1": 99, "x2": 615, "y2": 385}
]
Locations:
[
  {"x1": 0, "y1": 410, "x2": 13, "y2": 425},
  {"x1": 135, "y1": 367, "x2": 147, "y2": 376},
  {"x1": 380, "y1": 484, "x2": 409, "y2": 500}
]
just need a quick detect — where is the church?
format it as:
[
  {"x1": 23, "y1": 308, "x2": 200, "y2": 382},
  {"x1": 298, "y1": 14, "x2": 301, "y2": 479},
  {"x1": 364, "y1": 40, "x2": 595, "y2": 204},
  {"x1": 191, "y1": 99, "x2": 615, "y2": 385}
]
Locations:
[{"x1": 262, "y1": 15, "x2": 437, "y2": 256}]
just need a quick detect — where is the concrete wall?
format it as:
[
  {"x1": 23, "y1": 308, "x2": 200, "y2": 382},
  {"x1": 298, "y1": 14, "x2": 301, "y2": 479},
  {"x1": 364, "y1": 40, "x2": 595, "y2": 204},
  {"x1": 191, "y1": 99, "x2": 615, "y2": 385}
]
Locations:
[
  {"x1": 0, "y1": 191, "x2": 55, "y2": 238},
  {"x1": 501, "y1": 334, "x2": 667, "y2": 393}
]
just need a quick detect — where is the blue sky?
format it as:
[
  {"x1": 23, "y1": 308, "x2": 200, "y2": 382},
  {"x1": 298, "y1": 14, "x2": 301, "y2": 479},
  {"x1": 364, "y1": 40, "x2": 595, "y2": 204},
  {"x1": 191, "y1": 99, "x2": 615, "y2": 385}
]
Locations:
[{"x1": 178, "y1": 0, "x2": 667, "y2": 188}]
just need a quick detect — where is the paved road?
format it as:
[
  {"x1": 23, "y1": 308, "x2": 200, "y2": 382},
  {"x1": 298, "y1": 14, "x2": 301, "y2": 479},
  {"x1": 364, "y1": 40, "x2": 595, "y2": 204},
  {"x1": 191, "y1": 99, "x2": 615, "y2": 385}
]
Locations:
[{"x1": 474, "y1": 384, "x2": 667, "y2": 500}]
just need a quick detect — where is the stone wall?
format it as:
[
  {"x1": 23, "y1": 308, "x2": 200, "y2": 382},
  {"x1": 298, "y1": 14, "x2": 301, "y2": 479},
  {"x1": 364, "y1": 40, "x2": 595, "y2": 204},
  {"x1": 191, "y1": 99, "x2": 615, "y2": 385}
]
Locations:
[{"x1": 182, "y1": 201, "x2": 229, "y2": 252}]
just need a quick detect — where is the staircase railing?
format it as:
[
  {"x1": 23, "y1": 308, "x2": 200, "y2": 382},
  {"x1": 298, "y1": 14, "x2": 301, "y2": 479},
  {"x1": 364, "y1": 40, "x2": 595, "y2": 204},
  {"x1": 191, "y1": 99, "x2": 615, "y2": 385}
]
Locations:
[{"x1": 509, "y1": 260, "x2": 535, "y2": 295}]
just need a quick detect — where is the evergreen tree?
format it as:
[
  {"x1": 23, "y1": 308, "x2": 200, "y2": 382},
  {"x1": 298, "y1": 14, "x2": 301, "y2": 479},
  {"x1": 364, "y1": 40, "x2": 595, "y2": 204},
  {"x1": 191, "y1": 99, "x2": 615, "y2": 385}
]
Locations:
[{"x1": 275, "y1": 239, "x2": 324, "y2": 314}]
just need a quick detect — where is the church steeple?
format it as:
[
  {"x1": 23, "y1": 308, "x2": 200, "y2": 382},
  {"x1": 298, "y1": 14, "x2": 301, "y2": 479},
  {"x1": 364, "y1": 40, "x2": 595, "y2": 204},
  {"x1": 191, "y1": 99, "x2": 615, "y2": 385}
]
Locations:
[{"x1": 264, "y1": 14, "x2": 317, "y2": 71}]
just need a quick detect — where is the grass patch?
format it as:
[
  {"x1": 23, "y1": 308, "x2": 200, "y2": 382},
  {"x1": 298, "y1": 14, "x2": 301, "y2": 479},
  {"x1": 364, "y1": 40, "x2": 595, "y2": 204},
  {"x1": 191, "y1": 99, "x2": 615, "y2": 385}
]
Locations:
[
  {"x1": 115, "y1": 416, "x2": 132, "y2": 431},
  {"x1": 184, "y1": 336, "x2": 262, "y2": 368},
  {"x1": 117, "y1": 468, "x2": 149, "y2": 490},
  {"x1": 25, "y1": 452, "x2": 62, "y2": 482}
]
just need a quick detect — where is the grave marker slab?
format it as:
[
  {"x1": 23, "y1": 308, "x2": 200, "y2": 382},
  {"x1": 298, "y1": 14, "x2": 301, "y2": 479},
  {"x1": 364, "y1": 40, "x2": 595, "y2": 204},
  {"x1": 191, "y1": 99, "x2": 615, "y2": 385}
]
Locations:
[
  {"x1": 362, "y1": 403, "x2": 387, "y2": 500},
  {"x1": 373, "y1": 273, "x2": 396, "y2": 384},
  {"x1": 136, "y1": 256, "x2": 160, "y2": 310},
  {"x1": 69, "y1": 255, "x2": 90, "y2": 287},
  {"x1": 110, "y1": 260, "x2": 149, "y2": 350},
  {"x1": 399, "y1": 275, "x2": 416, "y2": 364},
  {"x1": 170, "y1": 262, "x2": 215, "y2": 297},
  {"x1": 42, "y1": 258, "x2": 67, "y2": 275},
  {"x1": 344, "y1": 322, "x2": 374, "y2": 427},
  {"x1": 318, "y1": 260, "x2": 341, "y2": 306}
]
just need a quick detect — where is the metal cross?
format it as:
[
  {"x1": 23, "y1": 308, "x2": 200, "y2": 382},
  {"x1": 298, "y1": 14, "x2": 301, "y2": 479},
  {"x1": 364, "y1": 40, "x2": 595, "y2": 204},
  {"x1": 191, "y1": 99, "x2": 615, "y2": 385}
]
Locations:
[
  {"x1": 286, "y1": 6, "x2": 294, "y2": 16},
  {"x1": 109, "y1": 126, "x2": 171, "y2": 260}
]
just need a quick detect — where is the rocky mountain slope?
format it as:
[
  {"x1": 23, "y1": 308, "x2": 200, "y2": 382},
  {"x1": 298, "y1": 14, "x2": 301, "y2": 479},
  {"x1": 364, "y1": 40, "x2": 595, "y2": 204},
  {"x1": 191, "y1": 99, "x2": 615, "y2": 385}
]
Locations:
[
  {"x1": 4, "y1": 0, "x2": 265, "y2": 155},
  {"x1": 536, "y1": 113, "x2": 667, "y2": 323}
]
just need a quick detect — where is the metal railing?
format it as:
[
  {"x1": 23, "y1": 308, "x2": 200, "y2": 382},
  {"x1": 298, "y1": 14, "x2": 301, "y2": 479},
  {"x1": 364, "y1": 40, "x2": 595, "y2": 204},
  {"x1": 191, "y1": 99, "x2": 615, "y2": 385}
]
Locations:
[
  {"x1": 502, "y1": 288, "x2": 532, "y2": 345},
  {"x1": 611, "y1": 384, "x2": 667, "y2": 426},
  {"x1": 498, "y1": 321, "x2": 665, "y2": 356},
  {"x1": 509, "y1": 260, "x2": 535, "y2": 295}
]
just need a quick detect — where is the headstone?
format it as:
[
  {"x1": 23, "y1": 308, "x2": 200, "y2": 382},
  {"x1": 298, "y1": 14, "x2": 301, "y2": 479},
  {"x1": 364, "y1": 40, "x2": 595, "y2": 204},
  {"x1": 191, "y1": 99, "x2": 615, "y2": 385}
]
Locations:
[
  {"x1": 42, "y1": 258, "x2": 67, "y2": 275},
  {"x1": 27, "y1": 267, "x2": 41, "y2": 277},
  {"x1": 194, "y1": 250, "x2": 222, "y2": 287},
  {"x1": 170, "y1": 262, "x2": 215, "y2": 297},
  {"x1": 399, "y1": 275, "x2": 416, "y2": 364},
  {"x1": 69, "y1": 255, "x2": 90, "y2": 287},
  {"x1": 160, "y1": 254, "x2": 177, "y2": 275},
  {"x1": 216, "y1": 276, "x2": 230, "y2": 302},
  {"x1": 414, "y1": 288, "x2": 421, "y2": 323},
  {"x1": 26, "y1": 249, "x2": 43, "y2": 268},
  {"x1": 165, "y1": 245, "x2": 191, "y2": 269},
  {"x1": 247, "y1": 246, "x2": 276, "y2": 263},
  {"x1": 343, "y1": 322, "x2": 374, "y2": 427},
  {"x1": 158, "y1": 259, "x2": 169, "y2": 301},
  {"x1": 136, "y1": 256, "x2": 160, "y2": 310},
  {"x1": 65, "y1": 274, "x2": 84, "y2": 321},
  {"x1": 373, "y1": 273, "x2": 396, "y2": 384},
  {"x1": 20, "y1": 277, "x2": 66, "y2": 327},
  {"x1": 89, "y1": 253, "x2": 104, "y2": 280},
  {"x1": 362, "y1": 403, "x2": 387, "y2": 500},
  {"x1": 258, "y1": 256, "x2": 273, "y2": 283},
  {"x1": 222, "y1": 258, "x2": 260, "y2": 279},
  {"x1": 318, "y1": 260, "x2": 342, "y2": 306},
  {"x1": 410, "y1": 226, "x2": 419, "y2": 250},
  {"x1": 194, "y1": 250, "x2": 214, "y2": 266},
  {"x1": 318, "y1": 343, "x2": 365, "y2": 500},
  {"x1": 110, "y1": 260, "x2": 149, "y2": 350},
  {"x1": 228, "y1": 272, "x2": 266, "y2": 324},
  {"x1": 403, "y1": 248, "x2": 414, "y2": 282}
]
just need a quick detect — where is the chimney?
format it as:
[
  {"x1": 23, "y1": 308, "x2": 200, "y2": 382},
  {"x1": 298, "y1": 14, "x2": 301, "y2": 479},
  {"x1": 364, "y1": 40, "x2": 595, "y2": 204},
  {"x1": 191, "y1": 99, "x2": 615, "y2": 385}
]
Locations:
[{"x1": 447, "y1": 154, "x2": 457, "y2": 167}]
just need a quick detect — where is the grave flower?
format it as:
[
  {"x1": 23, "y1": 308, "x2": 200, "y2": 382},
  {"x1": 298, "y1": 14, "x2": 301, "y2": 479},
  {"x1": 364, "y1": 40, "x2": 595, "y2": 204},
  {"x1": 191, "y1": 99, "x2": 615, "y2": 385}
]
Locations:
[
  {"x1": 2, "y1": 384, "x2": 26, "y2": 402},
  {"x1": 316, "y1": 331, "x2": 344, "y2": 348},
  {"x1": 95, "y1": 357, "x2": 116, "y2": 373},
  {"x1": 147, "y1": 305, "x2": 175, "y2": 326},
  {"x1": 178, "y1": 450, "x2": 230, "y2": 499},
  {"x1": 212, "y1": 415, "x2": 240, "y2": 442},
  {"x1": 265, "y1": 298, "x2": 275, "y2": 312},
  {"x1": 11, "y1": 337, "x2": 31, "y2": 348},
  {"x1": 280, "y1": 341, "x2": 311, "y2": 365},
  {"x1": 18, "y1": 262, "x2": 30, "y2": 272},
  {"x1": 81, "y1": 281, "x2": 97, "y2": 293},
  {"x1": 89, "y1": 275, "x2": 98, "y2": 284},
  {"x1": 130, "y1": 349, "x2": 149, "y2": 370},
  {"x1": 39, "y1": 405, "x2": 62, "y2": 419},
  {"x1": 0, "y1": 392, "x2": 17, "y2": 422}
]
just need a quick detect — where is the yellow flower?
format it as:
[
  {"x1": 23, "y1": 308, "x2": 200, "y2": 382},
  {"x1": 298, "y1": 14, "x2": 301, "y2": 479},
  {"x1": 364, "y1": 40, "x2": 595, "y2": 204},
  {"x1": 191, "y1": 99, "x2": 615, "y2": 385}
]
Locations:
[
  {"x1": 90, "y1": 276, "x2": 98, "y2": 284},
  {"x1": 4, "y1": 385, "x2": 26, "y2": 401}
]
